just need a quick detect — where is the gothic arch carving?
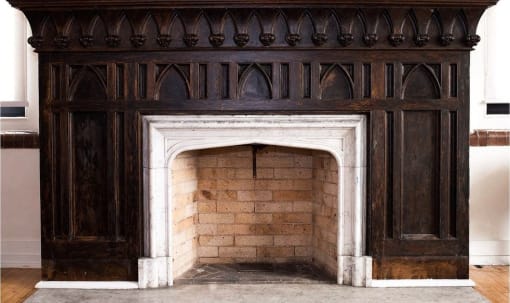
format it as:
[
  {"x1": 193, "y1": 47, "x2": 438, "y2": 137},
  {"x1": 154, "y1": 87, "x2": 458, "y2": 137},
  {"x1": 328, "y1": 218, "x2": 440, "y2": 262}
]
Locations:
[
  {"x1": 402, "y1": 64, "x2": 441, "y2": 99},
  {"x1": 155, "y1": 64, "x2": 191, "y2": 101},
  {"x1": 22, "y1": 7, "x2": 488, "y2": 51},
  {"x1": 238, "y1": 63, "x2": 273, "y2": 100},
  {"x1": 320, "y1": 64, "x2": 354, "y2": 100},
  {"x1": 69, "y1": 65, "x2": 108, "y2": 101}
]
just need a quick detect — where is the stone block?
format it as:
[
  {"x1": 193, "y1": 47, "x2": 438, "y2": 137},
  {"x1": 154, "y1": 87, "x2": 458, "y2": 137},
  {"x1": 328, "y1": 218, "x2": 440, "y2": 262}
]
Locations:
[
  {"x1": 219, "y1": 247, "x2": 257, "y2": 258},
  {"x1": 235, "y1": 235, "x2": 274, "y2": 246},
  {"x1": 199, "y1": 235, "x2": 234, "y2": 246}
]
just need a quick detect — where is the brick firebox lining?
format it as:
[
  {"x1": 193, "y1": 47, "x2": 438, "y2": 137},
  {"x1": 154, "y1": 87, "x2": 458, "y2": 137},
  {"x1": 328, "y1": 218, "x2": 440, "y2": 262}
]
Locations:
[{"x1": 171, "y1": 145, "x2": 338, "y2": 279}]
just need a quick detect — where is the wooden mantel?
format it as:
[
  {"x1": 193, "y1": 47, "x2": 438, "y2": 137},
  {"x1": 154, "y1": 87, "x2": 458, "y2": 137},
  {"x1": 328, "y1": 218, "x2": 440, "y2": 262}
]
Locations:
[
  {"x1": 8, "y1": 0, "x2": 498, "y2": 8},
  {"x1": 8, "y1": 0, "x2": 497, "y2": 283}
]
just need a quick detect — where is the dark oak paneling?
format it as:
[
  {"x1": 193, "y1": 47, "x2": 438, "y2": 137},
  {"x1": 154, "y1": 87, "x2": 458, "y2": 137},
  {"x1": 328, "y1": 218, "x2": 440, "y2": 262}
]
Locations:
[
  {"x1": 402, "y1": 110, "x2": 440, "y2": 238},
  {"x1": 7, "y1": 0, "x2": 494, "y2": 282},
  {"x1": 72, "y1": 112, "x2": 108, "y2": 239}
]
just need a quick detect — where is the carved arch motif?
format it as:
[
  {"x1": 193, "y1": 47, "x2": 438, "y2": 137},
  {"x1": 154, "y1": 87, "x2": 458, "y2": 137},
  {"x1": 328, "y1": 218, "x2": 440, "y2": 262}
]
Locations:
[
  {"x1": 155, "y1": 64, "x2": 191, "y2": 101},
  {"x1": 69, "y1": 65, "x2": 108, "y2": 101},
  {"x1": 24, "y1": 8, "x2": 486, "y2": 50},
  {"x1": 320, "y1": 64, "x2": 354, "y2": 100},
  {"x1": 238, "y1": 63, "x2": 273, "y2": 100},
  {"x1": 402, "y1": 64, "x2": 441, "y2": 99}
]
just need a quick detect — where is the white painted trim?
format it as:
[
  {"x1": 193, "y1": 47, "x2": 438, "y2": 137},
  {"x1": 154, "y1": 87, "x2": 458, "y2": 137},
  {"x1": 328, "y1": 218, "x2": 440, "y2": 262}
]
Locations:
[
  {"x1": 470, "y1": 255, "x2": 510, "y2": 265},
  {"x1": 370, "y1": 279, "x2": 475, "y2": 288},
  {"x1": 470, "y1": 240, "x2": 510, "y2": 255},
  {"x1": 35, "y1": 281, "x2": 139, "y2": 289},
  {"x1": 1, "y1": 239, "x2": 41, "y2": 268},
  {"x1": 470, "y1": 240, "x2": 510, "y2": 265},
  {"x1": 1, "y1": 257, "x2": 41, "y2": 269}
]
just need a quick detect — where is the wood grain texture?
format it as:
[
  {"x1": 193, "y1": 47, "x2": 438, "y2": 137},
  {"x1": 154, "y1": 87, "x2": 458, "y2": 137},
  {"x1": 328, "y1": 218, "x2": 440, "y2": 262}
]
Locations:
[
  {"x1": 470, "y1": 265, "x2": 509, "y2": 303},
  {"x1": 373, "y1": 256, "x2": 469, "y2": 279},
  {"x1": 0, "y1": 269, "x2": 40, "y2": 303}
]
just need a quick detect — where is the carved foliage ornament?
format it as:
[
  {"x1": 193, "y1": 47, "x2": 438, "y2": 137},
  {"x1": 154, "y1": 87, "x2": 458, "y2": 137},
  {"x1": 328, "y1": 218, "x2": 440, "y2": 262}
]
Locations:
[{"x1": 18, "y1": 7, "x2": 488, "y2": 51}]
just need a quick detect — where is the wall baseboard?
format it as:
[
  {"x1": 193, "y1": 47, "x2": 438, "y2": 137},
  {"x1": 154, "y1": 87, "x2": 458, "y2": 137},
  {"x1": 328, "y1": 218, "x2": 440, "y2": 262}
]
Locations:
[
  {"x1": 470, "y1": 240, "x2": 510, "y2": 265},
  {"x1": 1, "y1": 239, "x2": 41, "y2": 268}
]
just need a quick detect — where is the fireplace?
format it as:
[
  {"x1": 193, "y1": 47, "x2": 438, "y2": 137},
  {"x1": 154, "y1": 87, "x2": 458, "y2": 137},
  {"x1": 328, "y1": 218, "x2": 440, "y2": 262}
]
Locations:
[
  {"x1": 8, "y1": 0, "x2": 497, "y2": 289},
  {"x1": 140, "y1": 115, "x2": 369, "y2": 287}
]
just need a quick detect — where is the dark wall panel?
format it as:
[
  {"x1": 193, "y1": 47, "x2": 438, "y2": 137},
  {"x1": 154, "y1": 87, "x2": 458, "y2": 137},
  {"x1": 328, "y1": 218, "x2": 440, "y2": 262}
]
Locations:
[
  {"x1": 72, "y1": 112, "x2": 108, "y2": 239},
  {"x1": 402, "y1": 111, "x2": 440, "y2": 237}
]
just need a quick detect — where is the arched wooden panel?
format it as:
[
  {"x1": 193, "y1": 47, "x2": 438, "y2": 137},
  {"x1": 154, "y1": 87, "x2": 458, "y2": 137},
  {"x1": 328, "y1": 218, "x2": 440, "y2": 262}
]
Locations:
[
  {"x1": 403, "y1": 64, "x2": 441, "y2": 99},
  {"x1": 69, "y1": 66, "x2": 107, "y2": 101},
  {"x1": 320, "y1": 64, "x2": 353, "y2": 100},
  {"x1": 156, "y1": 64, "x2": 191, "y2": 101},
  {"x1": 238, "y1": 64, "x2": 272, "y2": 100}
]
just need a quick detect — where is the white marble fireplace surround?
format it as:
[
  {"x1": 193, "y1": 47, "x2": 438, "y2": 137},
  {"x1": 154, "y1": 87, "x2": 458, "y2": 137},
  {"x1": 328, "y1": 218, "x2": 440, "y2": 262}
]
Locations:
[{"x1": 139, "y1": 115, "x2": 371, "y2": 288}]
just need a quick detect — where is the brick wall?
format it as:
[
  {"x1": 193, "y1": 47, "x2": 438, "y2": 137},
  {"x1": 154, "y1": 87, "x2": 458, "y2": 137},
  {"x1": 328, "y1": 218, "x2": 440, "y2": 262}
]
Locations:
[
  {"x1": 312, "y1": 151, "x2": 339, "y2": 277},
  {"x1": 171, "y1": 151, "x2": 199, "y2": 277},
  {"x1": 195, "y1": 146, "x2": 315, "y2": 263},
  {"x1": 170, "y1": 145, "x2": 338, "y2": 278}
]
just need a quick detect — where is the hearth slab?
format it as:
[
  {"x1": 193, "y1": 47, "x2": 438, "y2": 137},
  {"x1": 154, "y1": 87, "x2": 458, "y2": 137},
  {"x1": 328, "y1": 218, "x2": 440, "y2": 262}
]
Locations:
[
  {"x1": 174, "y1": 263, "x2": 336, "y2": 285},
  {"x1": 25, "y1": 285, "x2": 489, "y2": 303}
]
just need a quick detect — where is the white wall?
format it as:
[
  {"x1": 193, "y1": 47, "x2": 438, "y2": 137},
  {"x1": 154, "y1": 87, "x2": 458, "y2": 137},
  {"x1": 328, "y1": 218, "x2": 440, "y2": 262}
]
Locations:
[
  {"x1": 470, "y1": 147, "x2": 510, "y2": 265},
  {"x1": 469, "y1": 1, "x2": 510, "y2": 265},
  {"x1": 0, "y1": 3, "x2": 40, "y2": 268},
  {"x1": 0, "y1": 150, "x2": 41, "y2": 268}
]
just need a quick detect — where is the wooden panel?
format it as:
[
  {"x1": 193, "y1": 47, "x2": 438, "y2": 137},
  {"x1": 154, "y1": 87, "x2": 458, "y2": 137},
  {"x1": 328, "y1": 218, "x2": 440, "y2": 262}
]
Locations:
[
  {"x1": 238, "y1": 63, "x2": 272, "y2": 100},
  {"x1": 155, "y1": 64, "x2": 190, "y2": 101},
  {"x1": 369, "y1": 110, "x2": 389, "y2": 256},
  {"x1": 72, "y1": 112, "x2": 108, "y2": 239},
  {"x1": 320, "y1": 64, "x2": 354, "y2": 100},
  {"x1": 401, "y1": 111, "x2": 440, "y2": 238},
  {"x1": 36, "y1": 49, "x2": 472, "y2": 281},
  {"x1": 69, "y1": 65, "x2": 108, "y2": 101},
  {"x1": 402, "y1": 64, "x2": 441, "y2": 99},
  {"x1": 373, "y1": 256, "x2": 468, "y2": 279}
]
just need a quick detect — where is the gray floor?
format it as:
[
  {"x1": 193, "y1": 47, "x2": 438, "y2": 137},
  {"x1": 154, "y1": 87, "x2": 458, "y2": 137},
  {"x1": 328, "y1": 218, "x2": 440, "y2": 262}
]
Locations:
[{"x1": 26, "y1": 284, "x2": 488, "y2": 303}]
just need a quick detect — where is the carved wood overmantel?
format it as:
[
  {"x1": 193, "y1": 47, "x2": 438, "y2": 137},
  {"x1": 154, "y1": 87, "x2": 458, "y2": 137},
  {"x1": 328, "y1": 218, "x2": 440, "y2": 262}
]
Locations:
[{"x1": 8, "y1": 0, "x2": 497, "y2": 282}]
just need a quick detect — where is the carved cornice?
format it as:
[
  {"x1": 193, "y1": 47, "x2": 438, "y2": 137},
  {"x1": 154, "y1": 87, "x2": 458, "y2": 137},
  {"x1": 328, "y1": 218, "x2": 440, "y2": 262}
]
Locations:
[
  {"x1": 7, "y1": 0, "x2": 499, "y2": 9},
  {"x1": 9, "y1": 5, "x2": 493, "y2": 52}
]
